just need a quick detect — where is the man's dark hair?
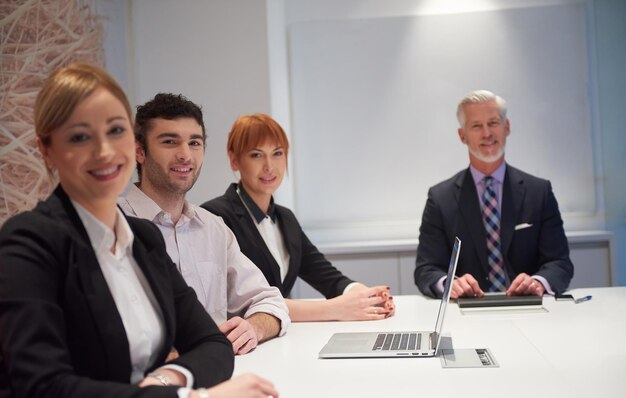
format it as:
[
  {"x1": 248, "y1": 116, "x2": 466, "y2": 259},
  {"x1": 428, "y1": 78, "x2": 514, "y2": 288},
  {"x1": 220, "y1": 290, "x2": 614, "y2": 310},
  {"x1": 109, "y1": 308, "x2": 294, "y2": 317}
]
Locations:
[{"x1": 134, "y1": 93, "x2": 206, "y2": 178}]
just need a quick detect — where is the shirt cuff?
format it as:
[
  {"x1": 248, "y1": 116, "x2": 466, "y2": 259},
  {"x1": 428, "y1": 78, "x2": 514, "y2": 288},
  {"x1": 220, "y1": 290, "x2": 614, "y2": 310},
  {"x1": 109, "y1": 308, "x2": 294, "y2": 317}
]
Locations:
[
  {"x1": 532, "y1": 275, "x2": 554, "y2": 295},
  {"x1": 435, "y1": 275, "x2": 551, "y2": 295},
  {"x1": 343, "y1": 282, "x2": 364, "y2": 294},
  {"x1": 177, "y1": 387, "x2": 193, "y2": 398},
  {"x1": 159, "y1": 364, "x2": 194, "y2": 388},
  {"x1": 434, "y1": 275, "x2": 447, "y2": 295},
  {"x1": 244, "y1": 307, "x2": 291, "y2": 337}
]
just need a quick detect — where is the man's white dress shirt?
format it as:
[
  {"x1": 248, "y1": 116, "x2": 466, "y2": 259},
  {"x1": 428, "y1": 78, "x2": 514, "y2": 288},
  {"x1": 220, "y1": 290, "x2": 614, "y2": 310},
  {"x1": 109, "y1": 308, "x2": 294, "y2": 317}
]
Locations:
[{"x1": 118, "y1": 185, "x2": 290, "y2": 335}]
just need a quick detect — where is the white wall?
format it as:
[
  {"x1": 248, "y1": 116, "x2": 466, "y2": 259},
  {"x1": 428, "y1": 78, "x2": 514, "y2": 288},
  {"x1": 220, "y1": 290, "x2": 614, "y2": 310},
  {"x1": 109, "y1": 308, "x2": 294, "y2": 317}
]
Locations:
[
  {"x1": 99, "y1": 0, "x2": 274, "y2": 205},
  {"x1": 97, "y1": 0, "x2": 625, "y2": 285},
  {"x1": 593, "y1": 0, "x2": 626, "y2": 285},
  {"x1": 279, "y1": 0, "x2": 603, "y2": 245}
]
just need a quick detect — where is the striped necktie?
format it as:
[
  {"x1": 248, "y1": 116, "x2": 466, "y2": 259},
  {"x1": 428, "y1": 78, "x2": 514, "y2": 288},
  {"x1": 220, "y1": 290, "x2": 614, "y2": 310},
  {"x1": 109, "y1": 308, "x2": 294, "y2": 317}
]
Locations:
[{"x1": 482, "y1": 176, "x2": 506, "y2": 292}]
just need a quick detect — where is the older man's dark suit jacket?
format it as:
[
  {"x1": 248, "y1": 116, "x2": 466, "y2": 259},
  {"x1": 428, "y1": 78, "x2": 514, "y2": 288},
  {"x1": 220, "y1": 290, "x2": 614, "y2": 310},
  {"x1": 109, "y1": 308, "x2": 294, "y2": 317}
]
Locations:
[
  {"x1": 202, "y1": 184, "x2": 354, "y2": 299},
  {"x1": 0, "y1": 186, "x2": 233, "y2": 398},
  {"x1": 414, "y1": 165, "x2": 574, "y2": 298}
]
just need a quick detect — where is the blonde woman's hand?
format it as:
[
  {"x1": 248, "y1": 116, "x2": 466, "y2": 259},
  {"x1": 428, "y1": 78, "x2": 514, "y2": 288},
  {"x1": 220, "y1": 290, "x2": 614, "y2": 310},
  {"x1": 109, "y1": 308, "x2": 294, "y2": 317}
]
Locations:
[{"x1": 192, "y1": 373, "x2": 279, "y2": 398}]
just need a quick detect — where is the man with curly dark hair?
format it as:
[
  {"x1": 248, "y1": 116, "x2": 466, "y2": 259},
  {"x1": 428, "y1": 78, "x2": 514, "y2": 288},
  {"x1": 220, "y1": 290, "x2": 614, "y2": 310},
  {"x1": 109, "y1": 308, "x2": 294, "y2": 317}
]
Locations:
[{"x1": 119, "y1": 93, "x2": 290, "y2": 356}]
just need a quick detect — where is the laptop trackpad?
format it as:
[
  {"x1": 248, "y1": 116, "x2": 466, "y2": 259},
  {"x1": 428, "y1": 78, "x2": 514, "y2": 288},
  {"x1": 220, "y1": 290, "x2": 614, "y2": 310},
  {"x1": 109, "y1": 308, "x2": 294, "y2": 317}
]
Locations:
[{"x1": 324, "y1": 333, "x2": 376, "y2": 353}]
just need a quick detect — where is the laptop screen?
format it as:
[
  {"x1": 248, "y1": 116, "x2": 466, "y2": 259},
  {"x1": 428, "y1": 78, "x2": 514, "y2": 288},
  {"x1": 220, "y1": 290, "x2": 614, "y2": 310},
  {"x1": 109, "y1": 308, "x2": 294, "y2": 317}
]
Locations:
[{"x1": 433, "y1": 237, "x2": 461, "y2": 349}]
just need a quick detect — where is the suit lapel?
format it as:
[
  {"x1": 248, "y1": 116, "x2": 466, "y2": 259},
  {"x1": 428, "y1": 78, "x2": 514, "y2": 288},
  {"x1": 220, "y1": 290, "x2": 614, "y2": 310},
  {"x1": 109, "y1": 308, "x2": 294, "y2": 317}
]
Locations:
[
  {"x1": 501, "y1": 166, "x2": 524, "y2": 257},
  {"x1": 228, "y1": 187, "x2": 284, "y2": 289},
  {"x1": 51, "y1": 187, "x2": 133, "y2": 381},
  {"x1": 72, "y1": 244, "x2": 133, "y2": 380},
  {"x1": 457, "y1": 169, "x2": 489, "y2": 273},
  {"x1": 275, "y1": 207, "x2": 300, "y2": 292},
  {"x1": 130, "y1": 226, "x2": 174, "y2": 361}
]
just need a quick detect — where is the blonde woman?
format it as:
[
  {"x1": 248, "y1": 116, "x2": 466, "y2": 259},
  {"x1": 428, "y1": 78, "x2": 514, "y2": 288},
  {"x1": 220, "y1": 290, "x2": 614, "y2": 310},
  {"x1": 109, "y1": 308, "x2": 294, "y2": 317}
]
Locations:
[{"x1": 0, "y1": 64, "x2": 277, "y2": 398}]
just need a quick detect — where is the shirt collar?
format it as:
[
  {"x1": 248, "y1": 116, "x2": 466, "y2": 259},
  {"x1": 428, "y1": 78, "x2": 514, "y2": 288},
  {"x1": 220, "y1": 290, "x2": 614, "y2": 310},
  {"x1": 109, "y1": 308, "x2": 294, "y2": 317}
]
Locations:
[
  {"x1": 72, "y1": 199, "x2": 134, "y2": 256},
  {"x1": 124, "y1": 184, "x2": 202, "y2": 227},
  {"x1": 470, "y1": 161, "x2": 506, "y2": 186},
  {"x1": 237, "y1": 183, "x2": 277, "y2": 223}
]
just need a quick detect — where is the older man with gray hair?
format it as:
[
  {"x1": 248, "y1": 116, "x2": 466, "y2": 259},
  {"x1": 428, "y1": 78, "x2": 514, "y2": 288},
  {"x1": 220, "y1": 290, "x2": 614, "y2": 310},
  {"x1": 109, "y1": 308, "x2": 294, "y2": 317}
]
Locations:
[{"x1": 414, "y1": 90, "x2": 574, "y2": 299}]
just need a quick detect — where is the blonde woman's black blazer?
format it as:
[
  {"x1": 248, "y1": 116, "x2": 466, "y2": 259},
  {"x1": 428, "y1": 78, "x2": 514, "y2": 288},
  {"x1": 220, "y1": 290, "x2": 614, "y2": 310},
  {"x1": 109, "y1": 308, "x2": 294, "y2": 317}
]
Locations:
[{"x1": 0, "y1": 186, "x2": 233, "y2": 398}]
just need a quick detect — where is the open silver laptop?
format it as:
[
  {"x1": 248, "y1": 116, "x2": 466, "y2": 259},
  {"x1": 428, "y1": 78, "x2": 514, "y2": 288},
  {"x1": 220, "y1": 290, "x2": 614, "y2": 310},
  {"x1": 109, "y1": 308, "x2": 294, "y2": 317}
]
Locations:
[{"x1": 318, "y1": 237, "x2": 460, "y2": 358}]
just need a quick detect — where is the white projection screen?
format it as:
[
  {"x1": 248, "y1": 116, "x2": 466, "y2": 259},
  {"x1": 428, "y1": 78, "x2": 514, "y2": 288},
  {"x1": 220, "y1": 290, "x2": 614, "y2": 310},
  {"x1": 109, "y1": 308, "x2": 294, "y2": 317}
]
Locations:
[{"x1": 287, "y1": 3, "x2": 596, "y2": 243}]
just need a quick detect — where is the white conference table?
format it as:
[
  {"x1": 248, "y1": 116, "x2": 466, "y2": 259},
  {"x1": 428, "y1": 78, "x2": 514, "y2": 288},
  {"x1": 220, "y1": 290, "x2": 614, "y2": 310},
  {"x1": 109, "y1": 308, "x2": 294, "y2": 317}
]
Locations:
[{"x1": 234, "y1": 287, "x2": 626, "y2": 398}]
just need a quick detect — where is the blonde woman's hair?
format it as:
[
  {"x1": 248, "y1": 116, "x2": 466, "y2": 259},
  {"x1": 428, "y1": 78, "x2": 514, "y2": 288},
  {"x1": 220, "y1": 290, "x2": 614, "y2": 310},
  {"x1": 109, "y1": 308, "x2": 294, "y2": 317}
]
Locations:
[{"x1": 34, "y1": 63, "x2": 132, "y2": 147}]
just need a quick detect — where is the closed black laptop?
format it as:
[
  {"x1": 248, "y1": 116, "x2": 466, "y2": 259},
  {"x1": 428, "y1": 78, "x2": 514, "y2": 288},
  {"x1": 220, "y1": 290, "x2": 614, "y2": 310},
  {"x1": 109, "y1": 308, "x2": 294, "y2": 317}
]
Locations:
[{"x1": 458, "y1": 294, "x2": 542, "y2": 308}]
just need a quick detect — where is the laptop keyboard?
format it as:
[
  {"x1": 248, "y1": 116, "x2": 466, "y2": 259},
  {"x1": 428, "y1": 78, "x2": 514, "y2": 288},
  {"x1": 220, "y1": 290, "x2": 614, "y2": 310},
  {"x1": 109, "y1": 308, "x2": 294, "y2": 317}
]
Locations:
[{"x1": 372, "y1": 333, "x2": 421, "y2": 351}]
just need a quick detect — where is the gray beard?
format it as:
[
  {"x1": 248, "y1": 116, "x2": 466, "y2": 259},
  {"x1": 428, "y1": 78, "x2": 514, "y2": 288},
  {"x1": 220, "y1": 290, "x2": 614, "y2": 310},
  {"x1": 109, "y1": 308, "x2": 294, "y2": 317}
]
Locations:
[{"x1": 469, "y1": 145, "x2": 505, "y2": 164}]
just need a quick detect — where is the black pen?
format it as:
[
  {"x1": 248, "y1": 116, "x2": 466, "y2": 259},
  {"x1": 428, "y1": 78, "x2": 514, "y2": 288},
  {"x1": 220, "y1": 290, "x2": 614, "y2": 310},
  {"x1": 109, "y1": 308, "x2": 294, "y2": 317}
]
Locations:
[{"x1": 574, "y1": 295, "x2": 592, "y2": 304}]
